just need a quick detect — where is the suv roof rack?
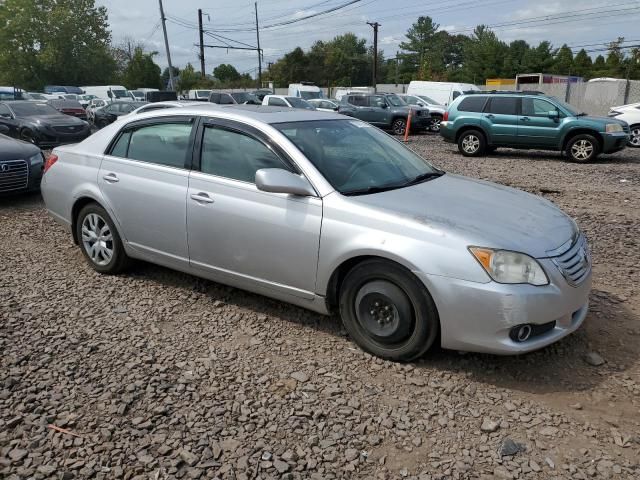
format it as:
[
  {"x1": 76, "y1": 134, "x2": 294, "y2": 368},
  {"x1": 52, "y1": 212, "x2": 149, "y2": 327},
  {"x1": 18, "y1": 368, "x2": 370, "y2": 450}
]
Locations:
[{"x1": 462, "y1": 90, "x2": 545, "y2": 95}]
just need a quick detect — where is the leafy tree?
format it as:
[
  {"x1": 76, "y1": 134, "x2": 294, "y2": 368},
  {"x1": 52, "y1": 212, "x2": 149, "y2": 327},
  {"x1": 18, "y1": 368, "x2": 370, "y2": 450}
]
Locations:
[
  {"x1": 572, "y1": 49, "x2": 593, "y2": 78},
  {"x1": 177, "y1": 63, "x2": 200, "y2": 93},
  {"x1": 123, "y1": 48, "x2": 162, "y2": 89},
  {"x1": 592, "y1": 55, "x2": 607, "y2": 77},
  {"x1": 162, "y1": 66, "x2": 180, "y2": 88},
  {"x1": 552, "y1": 44, "x2": 574, "y2": 75},
  {"x1": 213, "y1": 64, "x2": 241, "y2": 83},
  {"x1": 0, "y1": 0, "x2": 116, "y2": 89},
  {"x1": 461, "y1": 26, "x2": 508, "y2": 84}
]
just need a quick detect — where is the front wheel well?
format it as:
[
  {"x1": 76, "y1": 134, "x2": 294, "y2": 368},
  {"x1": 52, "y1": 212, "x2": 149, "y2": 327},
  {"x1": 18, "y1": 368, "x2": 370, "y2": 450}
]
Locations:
[
  {"x1": 562, "y1": 129, "x2": 603, "y2": 151},
  {"x1": 70, "y1": 197, "x2": 101, "y2": 244}
]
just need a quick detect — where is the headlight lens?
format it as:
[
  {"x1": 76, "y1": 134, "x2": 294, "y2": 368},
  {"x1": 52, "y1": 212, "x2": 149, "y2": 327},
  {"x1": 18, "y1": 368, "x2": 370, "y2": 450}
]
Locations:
[
  {"x1": 29, "y1": 153, "x2": 43, "y2": 165},
  {"x1": 469, "y1": 247, "x2": 549, "y2": 286},
  {"x1": 605, "y1": 123, "x2": 623, "y2": 133}
]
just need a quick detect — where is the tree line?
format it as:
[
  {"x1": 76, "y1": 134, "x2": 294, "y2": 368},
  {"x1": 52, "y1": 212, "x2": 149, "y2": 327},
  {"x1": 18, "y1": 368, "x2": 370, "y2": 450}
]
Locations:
[{"x1": 1, "y1": 1, "x2": 638, "y2": 92}]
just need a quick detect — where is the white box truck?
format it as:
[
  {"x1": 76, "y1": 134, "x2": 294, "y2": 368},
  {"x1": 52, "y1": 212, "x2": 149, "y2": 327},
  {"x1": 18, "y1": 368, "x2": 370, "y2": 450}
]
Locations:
[
  {"x1": 288, "y1": 83, "x2": 323, "y2": 100},
  {"x1": 81, "y1": 85, "x2": 130, "y2": 102},
  {"x1": 406, "y1": 81, "x2": 480, "y2": 106}
]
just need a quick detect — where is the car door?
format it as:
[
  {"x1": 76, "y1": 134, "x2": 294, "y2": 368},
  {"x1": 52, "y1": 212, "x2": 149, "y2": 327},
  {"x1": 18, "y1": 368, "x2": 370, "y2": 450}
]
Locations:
[
  {"x1": 342, "y1": 95, "x2": 369, "y2": 119},
  {"x1": 0, "y1": 104, "x2": 19, "y2": 137},
  {"x1": 362, "y1": 95, "x2": 388, "y2": 125},
  {"x1": 517, "y1": 97, "x2": 564, "y2": 147},
  {"x1": 98, "y1": 116, "x2": 196, "y2": 270},
  {"x1": 482, "y1": 96, "x2": 519, "y2": 145},
  {"x1": 186, "y1": 118, "x2": 322, "y2": 298}
]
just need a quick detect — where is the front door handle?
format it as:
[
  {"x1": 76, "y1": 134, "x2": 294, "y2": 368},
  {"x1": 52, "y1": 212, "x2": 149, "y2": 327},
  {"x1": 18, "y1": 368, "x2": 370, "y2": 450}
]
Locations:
[
  {"x1": 521, "y1": 116, "x2": 530, "y2": 121},
  {"x1": 103, "y1": 173, "x2": 119, "y2": 183},
  {"x1": 486, "y1": 114, "x2": 495, "y2": 119},
  {"x1": 190, "y1": 192, "x2": 214, "y2": 204}
]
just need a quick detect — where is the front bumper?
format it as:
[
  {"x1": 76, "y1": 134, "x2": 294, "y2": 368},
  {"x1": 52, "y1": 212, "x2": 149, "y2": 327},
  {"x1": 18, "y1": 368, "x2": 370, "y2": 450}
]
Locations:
[
  {"x1": 416, "y1": 258, "x2": 591, "y2": 355},
  {"x1": 601, "y1": 132, "x2": 629, "y2": 154}
]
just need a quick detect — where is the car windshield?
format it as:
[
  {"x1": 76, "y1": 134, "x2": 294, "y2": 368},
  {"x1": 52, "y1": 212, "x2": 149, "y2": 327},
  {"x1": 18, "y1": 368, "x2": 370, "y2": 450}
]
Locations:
[
  {"x1": 550, "y1": 97, "x2": 582, "y2": 116},
  {"x1": 300, "y1": 91, "x2": 321, "y2": 100},
  {"x1": 287, "y1": 97, "x2": 315, "y2": 109},
  {"x1": 231, "y1": 92, "x2": 258, "y2": 104},
  {"x1": 386, "y1": 95, "x2": 406, "y2": 107},
  {"x1": 9, "y1": 102, "x2": 60, "y2": 116},
  {"x1": 28, "y1": 93, "x2": 47, "y2": 100},
  {"x1": 274, "y1": 119, "x2": 442, "y2": 195},
  {"x1": 418, "y1": 95, "x2": 438, "y2": 105},
  {"x1": 197, "y1": 90, "x2": 210, "y2": 97},
  {"x1": 112, "y1": 89, "x2": 128, "y2": 98}
]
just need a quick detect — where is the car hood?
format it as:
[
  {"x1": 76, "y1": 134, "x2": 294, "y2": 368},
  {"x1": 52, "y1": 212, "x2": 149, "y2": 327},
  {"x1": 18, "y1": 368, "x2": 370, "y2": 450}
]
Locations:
[
  {"x1": 21, "y1": 114, "x2": 86, "y2": 127},
  {"x1": 577, "y1": 115, "x2": 628, "y2": 127},
  {"x1": 349, "y1": 174, "x2": 576, "y2": 258},
  {"x1": 0, "y1": 134, "x2": 41, "y2": 160}
]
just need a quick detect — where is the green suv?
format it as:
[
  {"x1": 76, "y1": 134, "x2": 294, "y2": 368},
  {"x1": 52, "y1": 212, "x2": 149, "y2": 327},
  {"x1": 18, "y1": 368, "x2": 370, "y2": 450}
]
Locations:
[{"x1": 440, "y1": 91, "x2": 630, "y2": 162}]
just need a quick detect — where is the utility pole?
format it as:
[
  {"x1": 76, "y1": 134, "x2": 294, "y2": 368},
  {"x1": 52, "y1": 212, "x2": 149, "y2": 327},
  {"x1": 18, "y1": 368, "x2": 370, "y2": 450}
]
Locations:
[
  {"x1": 367, "y1": 22, "x2": 380, "y2": 92},
  {"x1": 198, "y1": 9, "x2": 205, "y2": 78},
  {"x1": 395, "y1": 50, "x2": 400, "y2": 86},
  {"x1": 255, "y1": 2, "x2": 262, "y2": 88},
  {"x1": 158, "y1": 0, "x2": 175, "y2": 90}
]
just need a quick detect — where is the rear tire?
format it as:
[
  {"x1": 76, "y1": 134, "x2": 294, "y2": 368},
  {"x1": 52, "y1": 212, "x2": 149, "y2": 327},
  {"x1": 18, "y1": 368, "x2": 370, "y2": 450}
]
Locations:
[
  {"x1": 76, "y1": 203, "x2": 130, "y2": 274},
  {"x1": 458, "y1": 129, "x2": 486, "y2": 156},
  {"x1": 339, "y1": 259, "x2": 439, "y2": 361},
  {"x1": 628, "y1": 124, "x2": 640, "y2": 148},
  {"x1": 391, "y1": 118, "x2": 407, "y2": 135},
  {"x1": 429, "y1": 115, "x2": 442, "y2": 133},
  {"x1": 565, "y1": 134, "x2": 600, "y2": 163}
]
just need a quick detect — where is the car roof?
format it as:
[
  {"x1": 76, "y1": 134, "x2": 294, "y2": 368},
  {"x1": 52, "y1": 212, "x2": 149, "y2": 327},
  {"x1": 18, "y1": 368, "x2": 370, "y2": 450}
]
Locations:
[{"x1": 132, "y1": 103, "x2": 343, "y2": 124}]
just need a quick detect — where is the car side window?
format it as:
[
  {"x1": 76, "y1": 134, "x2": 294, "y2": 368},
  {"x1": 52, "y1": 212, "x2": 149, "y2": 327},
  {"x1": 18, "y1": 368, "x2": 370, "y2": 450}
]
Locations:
[
  {"x1": 200, "y1": 126, "x2": 290, "y2": 183},
  {"x1": 487, "y1": 97, "x2": 519, "y2": 115},
  {"x1": 110, "y1": 131, "x2": 132, "y2": 157},
  {"x1": 368, "y1": 95, "x2": 386, "y2": 108},
  {"x1": 347, "y1": 96, "x2": 367, "y2": 107},
  {"x1": 268, "y1": 97, "x2": 287, "y2": 107},
  {"x1": 210, "y1": 93, "x2": 220, "y2": 103},
  {"x1": 457, "y1": 96, "x2": 488, "y2": 112},
  {"x1": 124, "y1": 123, "x2": 193, "y2": 168},
  {"x1": 522, "y1": 98, "x2": 557, "y2": 117},
  {"x1": 0, "y1": 104, "x2": 11, "y2": 117},
  {"x1": 220, "y1": 94, "x2": 234, "y2": 105}
]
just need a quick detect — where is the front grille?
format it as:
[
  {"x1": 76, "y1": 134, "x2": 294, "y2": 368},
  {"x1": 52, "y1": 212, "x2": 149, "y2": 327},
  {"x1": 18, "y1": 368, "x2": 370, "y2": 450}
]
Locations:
[
  {"x1": 53, "y1": 125, "x2": 84, "y2": 134},
  {"x1": 0, "y1": 160, "x2": 29, "y2": 193},
  {"x1": 551, "y1": 234, "x2": 591, "y2": 287}
]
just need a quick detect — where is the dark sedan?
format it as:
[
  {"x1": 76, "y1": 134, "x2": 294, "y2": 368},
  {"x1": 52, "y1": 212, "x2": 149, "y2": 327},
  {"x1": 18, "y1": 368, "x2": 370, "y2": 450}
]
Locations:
[
  {"x1": 0, "y1": 101, "x2": 91, "y2": 148},
  {"x1": 93, "y1": 101, "x2": 147, "y2": 128},
  {"x1": 0, "y1": 125, "x2": 44, "y2": 194}
]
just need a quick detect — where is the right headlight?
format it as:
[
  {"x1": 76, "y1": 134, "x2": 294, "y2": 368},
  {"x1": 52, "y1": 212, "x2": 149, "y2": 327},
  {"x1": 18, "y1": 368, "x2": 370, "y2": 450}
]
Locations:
[
  {"x1": 605, "y1": 123, "x2": 623, "y2": 133},
  {"x1": 469, "y1": 247, "x2": 549, "y2": 286}
]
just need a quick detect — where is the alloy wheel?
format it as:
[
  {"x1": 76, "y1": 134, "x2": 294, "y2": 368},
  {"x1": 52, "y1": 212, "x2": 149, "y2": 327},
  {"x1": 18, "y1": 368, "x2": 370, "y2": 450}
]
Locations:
[
  {"x1": 462, "y1": 134, "x2": 480, "y2": 154},
  {"x1": 392, "y1": 120, "x2": 406, "y2": 135},
  {"x1": 430, "y1": 118, "x2": 441, "y2": 132},
  {"x1": 571, "y1": 139, "x2": 594, "y2": 160},
  {"x1": 81, "y1": 213, "x2": 113, "y2": 266},
  {"x1": 630, "y1": 127, "x2": 640, "y2": 147}
]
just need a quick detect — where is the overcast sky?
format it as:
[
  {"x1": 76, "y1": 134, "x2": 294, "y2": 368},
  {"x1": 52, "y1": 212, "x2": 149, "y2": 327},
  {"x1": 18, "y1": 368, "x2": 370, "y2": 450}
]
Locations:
[{"x1": 98, "y1": 0, "x2": 640, "y2": 76}]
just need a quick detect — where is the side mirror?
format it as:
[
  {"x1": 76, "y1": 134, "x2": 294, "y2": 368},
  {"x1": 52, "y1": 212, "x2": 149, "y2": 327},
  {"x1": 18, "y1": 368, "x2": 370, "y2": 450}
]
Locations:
[
  {"x1": 417, "y1": 102, "x2": 424, "y2": 107},
  {"x1": 333, "y1": 107, "x2": 338, "y2": 111},
  {"x1": 256, "y1": 168, "x2": 316, "y2": 197},
  {"x1": 0, "y1": 124, "x2": 9, "y2": 134},
  {"x1": 380, "y1": 103, "x2": 388, "y2": 109},
  {"x1": 548, "y1": 110, "x2": 560, "y2": 119}
]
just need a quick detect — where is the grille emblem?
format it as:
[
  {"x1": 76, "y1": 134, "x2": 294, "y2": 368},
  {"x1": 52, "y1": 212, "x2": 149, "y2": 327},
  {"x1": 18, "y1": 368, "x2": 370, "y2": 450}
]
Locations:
[{"x1": 1, "y1": 164, "x2": 8, "y2": 172}]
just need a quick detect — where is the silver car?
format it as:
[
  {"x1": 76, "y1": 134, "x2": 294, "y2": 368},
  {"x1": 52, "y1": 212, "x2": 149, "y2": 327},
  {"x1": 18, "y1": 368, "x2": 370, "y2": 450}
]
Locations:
[{"x1": 41, "y1": 104, "x2": 591, "y2": 360}]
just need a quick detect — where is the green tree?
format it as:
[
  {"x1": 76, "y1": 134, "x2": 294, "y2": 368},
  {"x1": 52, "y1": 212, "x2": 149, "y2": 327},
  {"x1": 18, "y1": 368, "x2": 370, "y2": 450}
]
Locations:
[
  {"x1": 572, "y1": 49, "x2": 593, "y2": 78},
  {"x1": 0, "y1": 0, "x2": 116, "y2": 89},
  {"x1": 213, "y1": 64, "x2": 241, "y2": 83},
  {"x1": 177, "y1": 63, "x2": 200, "y2": 93},
  {"x1": 592, "y1": 55, "x2": 607, "y2": 77},
  {"x1": 162, "y1": 66, "x2": 180, "y2": 88},
  {"x1": 552, "y1": 44, "x2": 574, "y2": 75},
  {"x1": 461, "y1": 26, "x2": 508, "y2": 84},
  {"x1": 122, "y1": 48, "x2": 161, "y2": 89}
]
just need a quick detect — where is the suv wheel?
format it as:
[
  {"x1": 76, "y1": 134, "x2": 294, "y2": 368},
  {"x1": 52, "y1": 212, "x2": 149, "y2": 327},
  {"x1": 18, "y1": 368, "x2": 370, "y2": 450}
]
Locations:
[
  {"x1": 566, "y1": 134, "x2": 600, "y2": 162},
  {"x1": 391, "y1": 118, "x2": 407, "y2": 135},
  {"x1": 76, "y1": 203, "x2": 130, "y2": 274},
  {"x1": 629, "y1": 125, "x2": 640, "y2": 148},
  {"x1": 429, "y1": 116, "x2": 442, "y2": 132},
  {"x1": 339, "y1": 259, "x2": 439, "y2": 361},
  {"x1": 458, "y1": 130, "x2": 486, "y2": 156}
]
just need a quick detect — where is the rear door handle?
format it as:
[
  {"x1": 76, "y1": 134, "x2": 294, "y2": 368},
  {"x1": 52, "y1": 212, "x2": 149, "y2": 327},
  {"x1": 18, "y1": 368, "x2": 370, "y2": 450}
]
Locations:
[
  {"x1": 103, "y1": 173, "x2": 119, "y2": 183},
  {"x1": 190, "y1": 192, "x2": 214, "y2": 204},
  {"x1": 521, "y1": 116, "x2": 530, "y2": 121},
  {"x1": 486, "y1": 114, "x2": 495, "y2": 119}
]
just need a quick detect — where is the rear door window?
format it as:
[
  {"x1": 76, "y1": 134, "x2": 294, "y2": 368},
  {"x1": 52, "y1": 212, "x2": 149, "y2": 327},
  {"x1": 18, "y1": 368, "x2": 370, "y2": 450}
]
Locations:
[
  {"x1": 268, "y1": 97, "x2": 287, "y2": 107},
  {"x1": 457, "y1": 96, "x2": 488, "y2": 112},
  {"x1": 487, "y1": 97, "x2": 519, "y2": 115},
  {"x1": 347, "y1": 96, "x2": 367, "y2": 107},
  {"x1": 114, "y1": 123, "x2": 193, "y2": 168}
]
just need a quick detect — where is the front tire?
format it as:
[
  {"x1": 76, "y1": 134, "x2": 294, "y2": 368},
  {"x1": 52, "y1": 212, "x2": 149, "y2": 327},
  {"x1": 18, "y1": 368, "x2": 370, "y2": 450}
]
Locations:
[
  {"x1": 628, "y1": 124, "x2": 640, "y2": 148},
  {"x1": 429, "y1": 116, "x2": 442, "y2": 132},
  {"x1": 458, "y1": 129, "x2": 486, "y2": 156},
  {"x1": 391, "y1": 118, "x2": 407, "y2": 135},
  {"x1": 566, "y1": 134, "x2": 600, "y2": 162},
  {"x1": 76, "y1": 203, "x2": 129, "y2": 274},
  {"x1": 339, "y1": 259, "x2": 439, "y2": 361}
]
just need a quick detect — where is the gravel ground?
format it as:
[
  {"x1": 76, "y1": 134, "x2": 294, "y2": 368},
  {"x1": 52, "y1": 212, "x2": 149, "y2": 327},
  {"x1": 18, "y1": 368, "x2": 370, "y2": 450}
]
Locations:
[{"x1": 1, "y1": 135, "x2": 639, "y2": 480}]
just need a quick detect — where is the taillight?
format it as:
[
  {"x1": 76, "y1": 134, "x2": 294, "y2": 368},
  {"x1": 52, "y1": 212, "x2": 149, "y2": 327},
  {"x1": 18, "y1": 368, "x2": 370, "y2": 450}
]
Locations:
[
  {"x1": 44, "y1": 154, "x2": 58, "y2": 173},
  {"x1": 443, "y1": 111, "x2": 449, "y2": 121}
]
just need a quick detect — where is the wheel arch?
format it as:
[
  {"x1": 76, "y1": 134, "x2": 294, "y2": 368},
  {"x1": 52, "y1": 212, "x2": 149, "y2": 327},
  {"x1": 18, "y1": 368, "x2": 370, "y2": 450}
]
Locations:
[
  {"x1": 561, "y1": 128, "x2": 603, "y2": 151},
  {"x1": 455, "y1": 125, "x2": 488, "y2": 144},
  {"x1": 70, "y1": 196, "x2": 117, "y2": 245}
]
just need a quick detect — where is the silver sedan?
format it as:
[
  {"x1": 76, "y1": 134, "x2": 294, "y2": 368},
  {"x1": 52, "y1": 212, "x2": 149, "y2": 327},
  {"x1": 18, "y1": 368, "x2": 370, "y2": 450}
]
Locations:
[{"x1": 41, "y1": 104, "x2": 591, "y2": 360}]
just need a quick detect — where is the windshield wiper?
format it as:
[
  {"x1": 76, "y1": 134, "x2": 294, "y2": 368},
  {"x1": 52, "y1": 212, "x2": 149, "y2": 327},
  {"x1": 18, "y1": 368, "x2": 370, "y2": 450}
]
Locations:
[
  {"x1": 403, "y1": 171, "x2": 445, "y2": 186},
  {"x1": 342, "y1": 183, "x2": 406, "y2": 196}
]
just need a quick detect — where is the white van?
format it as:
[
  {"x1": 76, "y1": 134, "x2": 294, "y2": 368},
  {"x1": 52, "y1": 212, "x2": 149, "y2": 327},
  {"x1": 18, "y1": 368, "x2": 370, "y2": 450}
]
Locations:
[
  {"x1": 333, "y1": 86, "x2": 374, "y2": 102},
  {"x1": 188, "y1": 89, "x2": 212, "y2": 101},
  {"x1": 288, "y1": 83, "x2": 323, "y2": 100},
  {"x1": 81, "y1": 85, "x2": 130, "y2": 102},
  {"x1": 406, "y1": 81, "x2": 480, "y2": 106}
]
